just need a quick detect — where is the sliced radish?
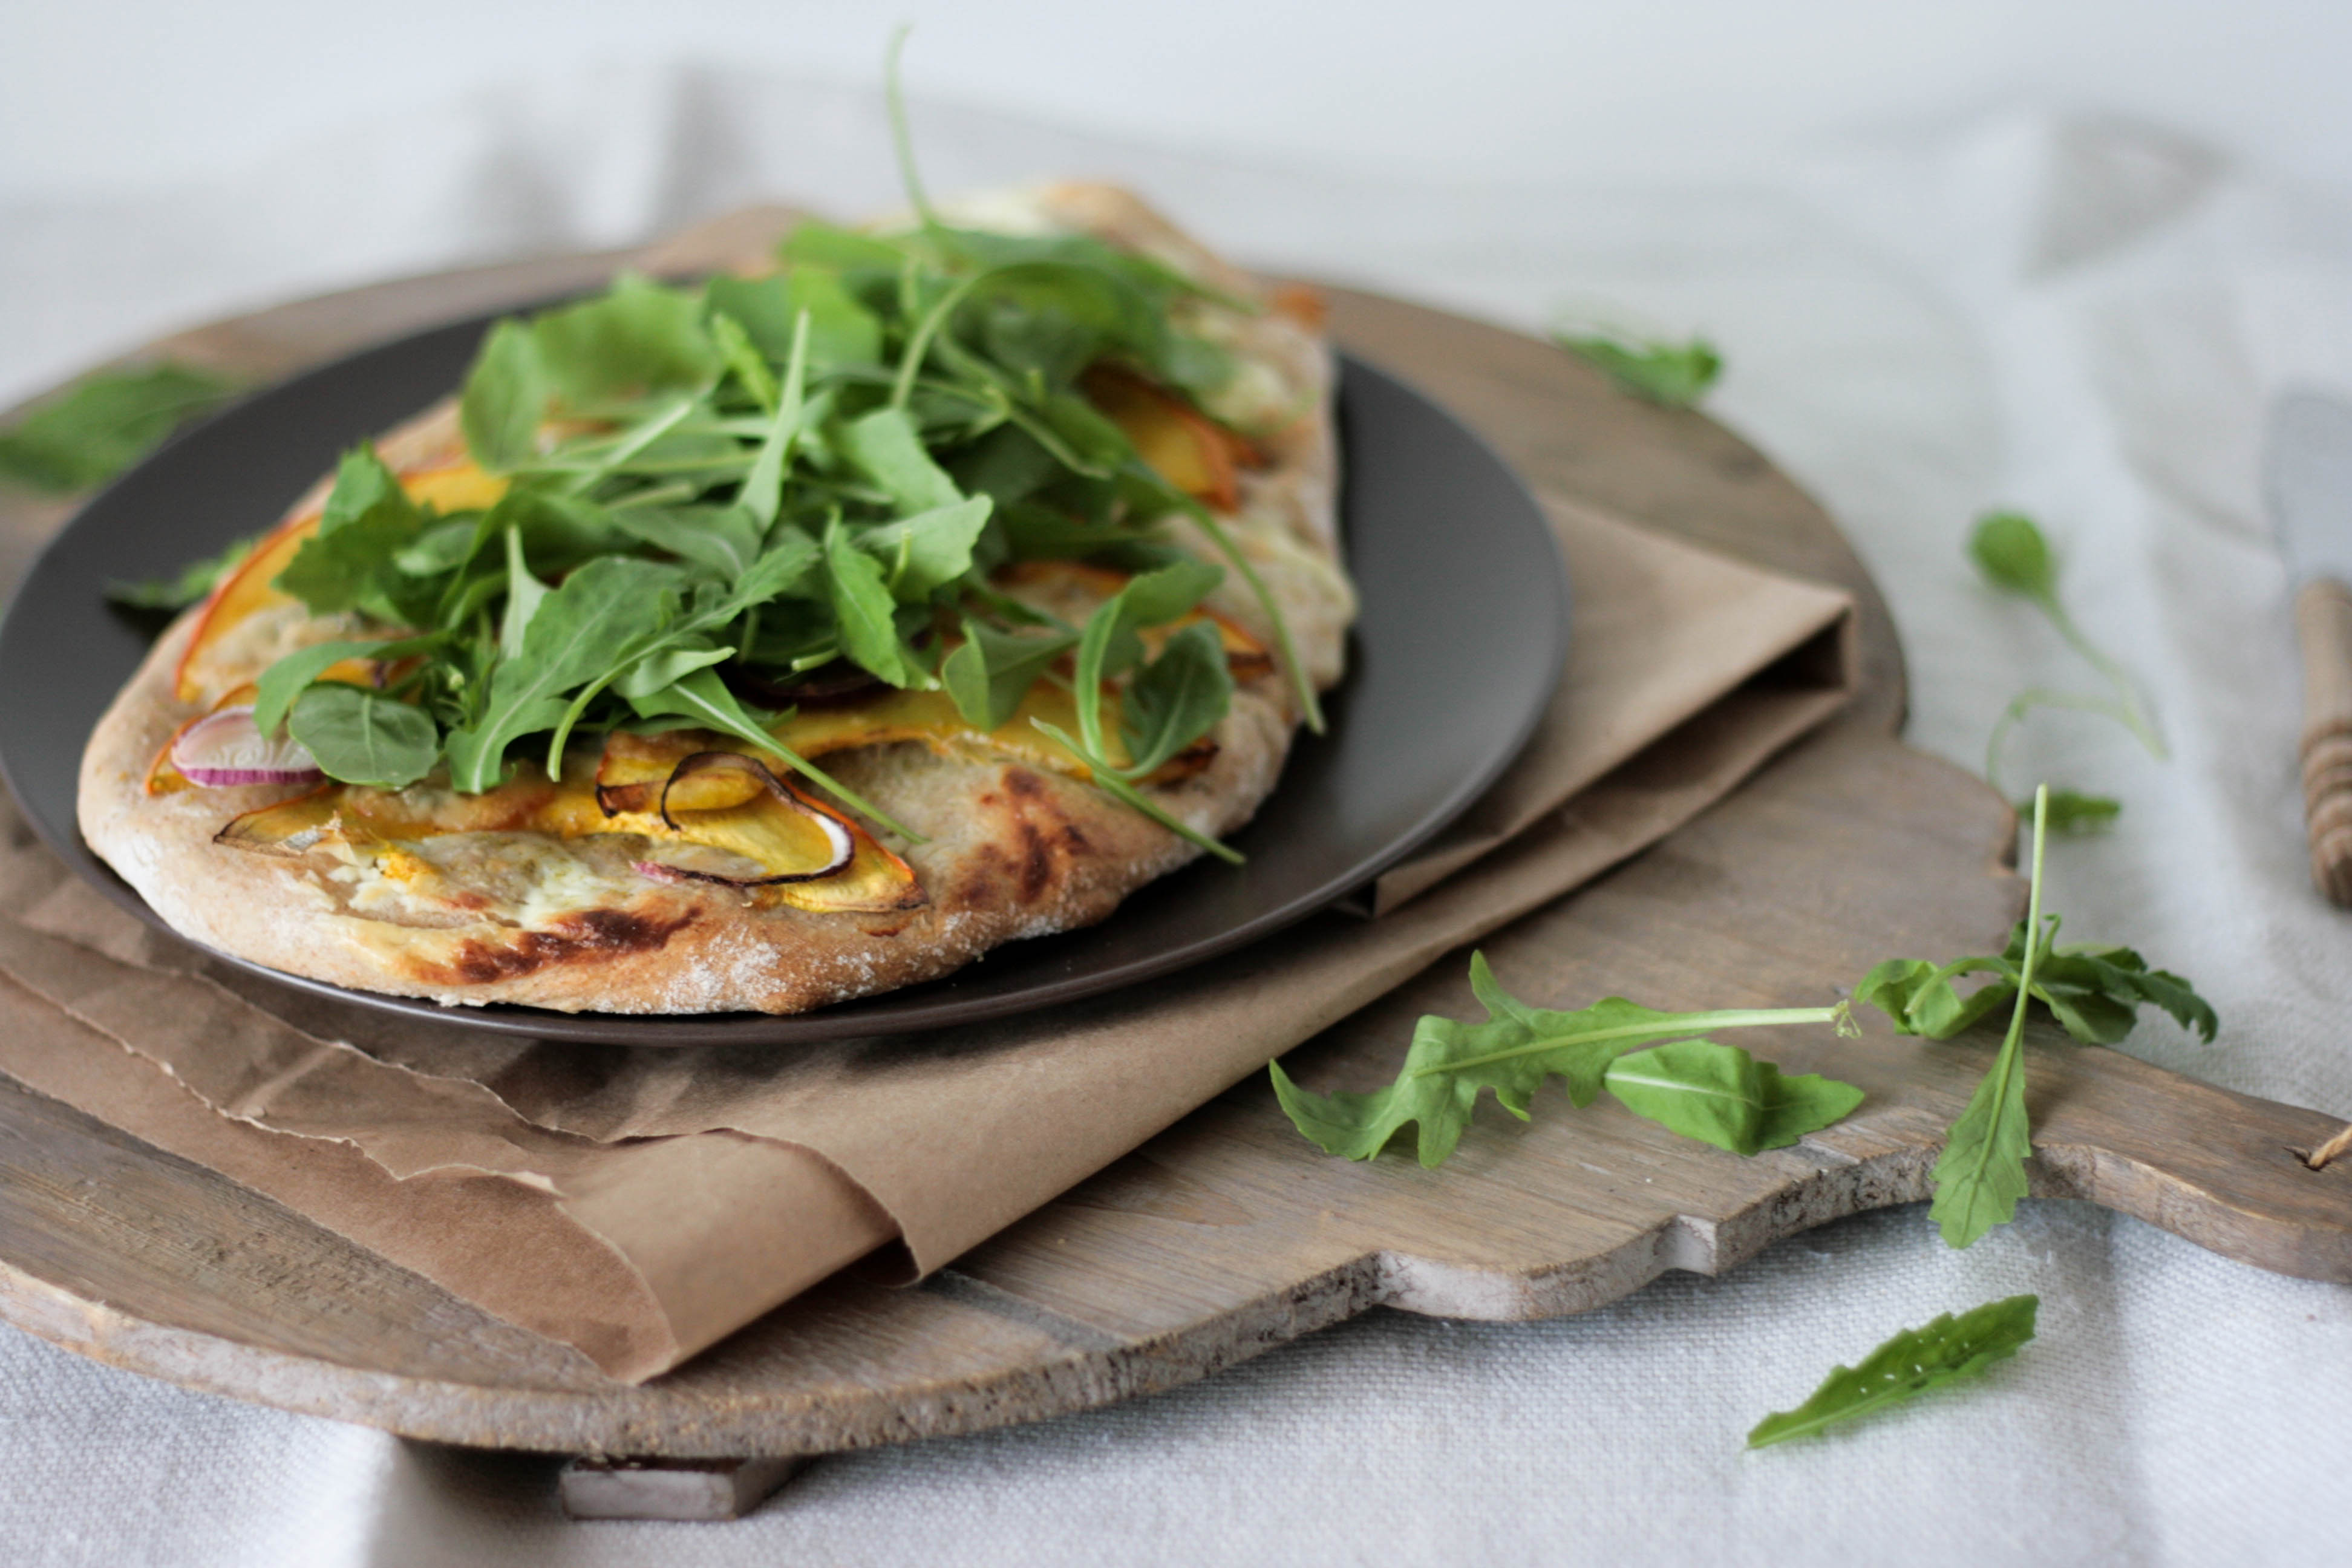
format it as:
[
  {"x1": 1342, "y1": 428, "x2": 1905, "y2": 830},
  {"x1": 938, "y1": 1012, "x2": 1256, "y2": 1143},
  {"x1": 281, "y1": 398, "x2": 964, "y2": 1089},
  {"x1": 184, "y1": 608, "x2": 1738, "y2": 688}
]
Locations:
[{"x1": 169, "y1": 705, "x2": 324, "y2": 788}]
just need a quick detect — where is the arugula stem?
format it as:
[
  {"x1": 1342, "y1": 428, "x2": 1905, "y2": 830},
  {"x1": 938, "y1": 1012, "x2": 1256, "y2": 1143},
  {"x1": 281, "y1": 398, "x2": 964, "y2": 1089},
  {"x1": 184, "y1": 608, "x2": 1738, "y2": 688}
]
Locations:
[
  {"x1": 890, "y1": 275, "x2": 980, "y2": 411},
  {"x1": 1410, "y1": 1005, "x2": 1845, "y2": 1077},
  {"x1": 883, "y1": 25, "x2": 939, "y2": 229},
  {"x1": 1169, "y1": 489, "x2": 1325, "y2": 734},
  {"x1": 2036, "y1": 593, "x2": 2167, "y2": 760},
  {"x1": 1985, "y1": 686, "x2": 2147, "y2": 793},
  {"x1": 1030, "y1": 717, "x2": 1243, "y2": 864},
  {"x1": 1935, "y1": 786, "x2": 2050, "y2": 1243}
]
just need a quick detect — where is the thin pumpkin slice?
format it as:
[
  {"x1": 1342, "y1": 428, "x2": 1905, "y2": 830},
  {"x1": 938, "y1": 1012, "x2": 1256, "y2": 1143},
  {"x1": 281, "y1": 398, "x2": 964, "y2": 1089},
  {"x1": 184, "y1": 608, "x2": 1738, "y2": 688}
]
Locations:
[
  {"x1": 632, "y1": 752, "x2": 926, "y2": 914},
  {"x1": 1081, "y1": 366, "x2": 1261, "y2": 510},
  {"x1": 215, "y1": 752, "x2": 925, "y2": 915}
]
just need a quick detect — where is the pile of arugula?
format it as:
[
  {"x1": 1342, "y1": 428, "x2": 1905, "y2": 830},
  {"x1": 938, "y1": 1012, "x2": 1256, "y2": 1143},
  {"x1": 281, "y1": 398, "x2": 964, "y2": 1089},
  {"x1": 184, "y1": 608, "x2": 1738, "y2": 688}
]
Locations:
[{"x1": 142, "y1": 136, "x2": 1314, "y2": 858}]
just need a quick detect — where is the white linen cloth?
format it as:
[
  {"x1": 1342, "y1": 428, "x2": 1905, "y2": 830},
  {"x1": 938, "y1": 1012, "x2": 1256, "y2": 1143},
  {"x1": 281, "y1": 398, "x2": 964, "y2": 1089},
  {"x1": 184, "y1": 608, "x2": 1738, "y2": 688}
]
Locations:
[{"x1": 3, "y1": 70, "x2": 2348, "y2": 1566}]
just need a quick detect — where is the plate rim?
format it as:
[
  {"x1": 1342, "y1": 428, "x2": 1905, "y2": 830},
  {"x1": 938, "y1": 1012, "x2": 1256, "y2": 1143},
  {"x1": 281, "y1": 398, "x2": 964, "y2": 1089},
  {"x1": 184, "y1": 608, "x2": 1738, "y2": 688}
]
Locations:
[{"x1": 0, "y1": 325, "x2": 1567, "y2": 1046}]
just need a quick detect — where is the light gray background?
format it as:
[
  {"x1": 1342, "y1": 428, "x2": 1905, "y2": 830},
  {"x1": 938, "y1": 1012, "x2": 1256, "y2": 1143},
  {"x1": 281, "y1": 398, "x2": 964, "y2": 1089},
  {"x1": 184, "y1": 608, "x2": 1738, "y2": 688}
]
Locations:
[{"x1": 4, "y1": 5, "x2": 2350, "y2": 1563}]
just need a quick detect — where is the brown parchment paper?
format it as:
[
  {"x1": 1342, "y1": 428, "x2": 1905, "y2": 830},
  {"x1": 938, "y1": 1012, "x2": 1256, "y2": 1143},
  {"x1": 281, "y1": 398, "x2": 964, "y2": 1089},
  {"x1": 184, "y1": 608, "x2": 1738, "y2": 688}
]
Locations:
[{"x1": 0, "y1": 500, "x2": 1852, "y2": 1382}]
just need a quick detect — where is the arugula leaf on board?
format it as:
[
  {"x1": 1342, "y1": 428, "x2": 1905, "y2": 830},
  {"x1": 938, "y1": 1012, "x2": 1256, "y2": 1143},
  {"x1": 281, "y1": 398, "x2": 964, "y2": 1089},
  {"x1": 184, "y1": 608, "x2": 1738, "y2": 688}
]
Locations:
[
  {"x1": 287, "y1": 684, "x2": 439, "y2": 789},
  {"x1": 1746, "y1": 1295, "x2": 2039, "y2": 1448},
  {"x1": 105, "y1": 534, "x2": 256, "y2": 611},
  {"x1": 1270, "y1": 952, "x2": 1857, "y2": 1168},
  {"x1": 1971, "y1": 511, "x2": 2167, "y2": 799},
  {"x1": 1601, "y1": 1039, "x2": 1864, "y2": 1157},
  {"x1": 1552, "y1": 330, "x2": 1721, "y2": 409},
  {"x1": 0, "y1": 362, "x2": 240, "y2": 494},
  {"x1": 1860, "y1": 786, "x2": 2215, "y2": 1247},
  {"x1": 2037, "y1": 787, "x2": 2121, "y2": 834}
]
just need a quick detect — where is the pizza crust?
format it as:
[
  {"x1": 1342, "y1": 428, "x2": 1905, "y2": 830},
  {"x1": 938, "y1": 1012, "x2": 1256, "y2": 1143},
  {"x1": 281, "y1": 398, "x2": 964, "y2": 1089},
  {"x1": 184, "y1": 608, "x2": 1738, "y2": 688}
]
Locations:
[{"x1": 76, "y1": 186, "x2": 1350, "y2": 1015}]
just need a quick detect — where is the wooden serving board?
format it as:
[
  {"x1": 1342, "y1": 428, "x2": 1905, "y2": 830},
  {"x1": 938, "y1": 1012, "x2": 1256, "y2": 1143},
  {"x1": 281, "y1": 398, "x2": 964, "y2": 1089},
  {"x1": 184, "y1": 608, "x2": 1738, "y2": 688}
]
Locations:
[{"x1": 1, "y1": 229, "x2": 2348, "y2": 1469}]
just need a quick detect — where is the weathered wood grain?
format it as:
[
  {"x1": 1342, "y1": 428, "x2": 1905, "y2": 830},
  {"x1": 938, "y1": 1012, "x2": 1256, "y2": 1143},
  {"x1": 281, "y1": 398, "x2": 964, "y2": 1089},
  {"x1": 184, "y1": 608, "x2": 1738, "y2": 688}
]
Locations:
[{"x1": 0, "y1": 230, "x2": 2343, "y2": 1463}]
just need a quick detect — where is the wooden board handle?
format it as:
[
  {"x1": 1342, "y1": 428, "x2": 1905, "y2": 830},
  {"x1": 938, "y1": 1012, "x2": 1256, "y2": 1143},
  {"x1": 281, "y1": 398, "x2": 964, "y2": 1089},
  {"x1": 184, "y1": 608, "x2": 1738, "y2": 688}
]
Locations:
[{"x1": 2296, "y1": 579, "x2": 2352, "y2": 905}]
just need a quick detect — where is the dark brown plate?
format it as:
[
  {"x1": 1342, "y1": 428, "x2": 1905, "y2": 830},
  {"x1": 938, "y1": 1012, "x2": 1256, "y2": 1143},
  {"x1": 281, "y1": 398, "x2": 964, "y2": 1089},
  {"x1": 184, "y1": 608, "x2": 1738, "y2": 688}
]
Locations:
[{"x1": 0, "y1": 313, "x2": 1566, "y2": 1044}]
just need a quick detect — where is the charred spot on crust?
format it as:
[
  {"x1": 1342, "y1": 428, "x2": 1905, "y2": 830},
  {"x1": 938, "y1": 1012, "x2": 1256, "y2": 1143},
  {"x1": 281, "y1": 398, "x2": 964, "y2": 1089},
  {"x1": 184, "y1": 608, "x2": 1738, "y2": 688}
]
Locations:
[
  {"x1": 422, "y1": 907, "x2": 694, "y2": 987},
  {"x1": 952, "y1": 766, "x2": 1100, "y2": 909}
]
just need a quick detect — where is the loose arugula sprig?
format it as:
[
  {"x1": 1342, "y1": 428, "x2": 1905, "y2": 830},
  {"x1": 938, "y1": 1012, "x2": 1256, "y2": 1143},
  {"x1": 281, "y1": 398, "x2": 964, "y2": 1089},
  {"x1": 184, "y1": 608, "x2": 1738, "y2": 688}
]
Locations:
[
  {"x1": 1, "y1": 362, "x2": 241, "y2": 495},
  {"x1": 1270, "y1": 952, "x2": 1864, "y2": 1167},
  {"x1": 1858, "y1": 785, "x2": 2216, "y2": 1247},
  {"x1": 1273, "y1": 785, "x2": 2216, "y2": 1252},
  {"x1": 1551, "y1": 328, "x2": 1721, "y2": 409},
  {"x1": 1746, "y1": 1294, "x2": 2039, "y2": 1448},
  {"x1": 1972, "y1": 511, "x2": 2164, "y2": 822},
  {"x1": 136, "y1": 41, "x2": 1310, "y2": 860}
]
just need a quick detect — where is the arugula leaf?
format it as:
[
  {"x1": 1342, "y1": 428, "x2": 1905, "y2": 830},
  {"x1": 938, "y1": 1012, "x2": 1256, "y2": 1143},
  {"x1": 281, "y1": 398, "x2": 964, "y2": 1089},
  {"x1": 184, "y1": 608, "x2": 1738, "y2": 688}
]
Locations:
[
  {"x1": 862, "y1": 495, "x2": 994, "y2": 601},
  {"x1": 1553, "y1": 331, "x2": 1721, "y2": 408},
  {"x1": 0, "y1": 362, "x2": 238, "y2": 493},
  {"x1": 740, "y1": 308, "x2": 811, "y2": 531},
  {"x1": 613, "y1": 638, "x2": 732, "y2": 700},
  {"x1": 707, "y1": 269, "x2": 884, "y2": 370},
  {"x1": 319, "y1": 443, "x2": 408, "y2": 531},
  {"x1": 941, "y1": 619, "x2": 1076, "y2": 731},
  {"x1": 1120, "y1": 621, "x2": 1232, "y2": 774},
  {"x1": 532, "y1": 273, "x2": 720, "y2": 408},
  {"x1": 459, "y1": 319, "x2": 547, "y2": 473},
  {"x1": 823, "y1": 515, "x2": 918, "y2": 686},
  {"x1": 105, "y1": 534, "x2": 255, "y2": 611},
  {"x1": 252, "y1": 636, "x2": 423, "y2": 736},
  {"x1": 287, "y1": 684, "x2": 439, "y2": 789},
  {"x1": 1747, "y1": 1295, "x2": 2039, "y2": 1448},
  {"x1": 2038, "y1": 788, "x2": 2122, "y2": 834},
  {"x1": 1030, "y1": 557, "x2": 1238, "y2": 861},
  {"x1": 275, "y1": 448, "x2": 430, "y2": 616},
  {"x1": 443, "y1": 557, "x2": 684, "y2": 791},
  {"x1": 777, "y1": 219, "x2": 909, "y2": 277},
  {"x1": 498, "y1": 526, "x2": 551, "y2": 661},
  {"x1": 1601, "y1": 1039, "x2": 1863, "y2": 1157},
  {"x1": 838, "y1": 407, "x2": 963, "y2": 512},
  {"x1": 609, "y1": 505, "x2": 766, "y2": 580},
  {"x1": 1270, "y1": 952, "x2": 1852, "y2": 1167},
  {"x1": 1855, "y1": 924, "x2": 2215, "y2": 1050},
  {"x1": 1930, "y1": 789, "x2": 2053, "y2": 1247},
  {"x1": 1969, "y1": 511, "x2": 2056, "y2": 598}
]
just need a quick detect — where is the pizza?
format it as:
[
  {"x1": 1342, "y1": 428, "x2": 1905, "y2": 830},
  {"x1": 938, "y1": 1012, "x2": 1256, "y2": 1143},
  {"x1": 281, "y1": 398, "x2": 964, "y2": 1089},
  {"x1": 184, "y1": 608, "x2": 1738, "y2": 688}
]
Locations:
[{"x1": 77, "y1": 184, "x2": 1354, "y2": 1014}]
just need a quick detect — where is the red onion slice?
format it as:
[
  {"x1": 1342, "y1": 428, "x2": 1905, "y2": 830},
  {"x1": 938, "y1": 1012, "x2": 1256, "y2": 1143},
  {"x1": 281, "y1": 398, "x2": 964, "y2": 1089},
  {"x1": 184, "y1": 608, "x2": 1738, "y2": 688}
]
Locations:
[{"x1": 170, "y1": 705, "x2": 324, "y2": 788}]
